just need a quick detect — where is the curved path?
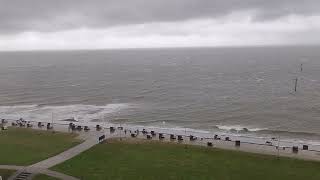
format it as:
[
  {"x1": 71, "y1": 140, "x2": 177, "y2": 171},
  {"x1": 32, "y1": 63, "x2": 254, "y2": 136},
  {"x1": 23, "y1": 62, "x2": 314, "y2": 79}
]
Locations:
[
  {"x1": 4, "y1": 133, "x2": 103, "y2": 180},
  {"x1": 30, "y1": 138, "x2": 98, "y2": 169}
]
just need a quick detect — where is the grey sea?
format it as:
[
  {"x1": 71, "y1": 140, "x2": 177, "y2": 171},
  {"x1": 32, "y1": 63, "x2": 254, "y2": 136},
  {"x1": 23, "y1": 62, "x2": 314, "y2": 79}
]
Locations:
[{"x1": 1, "y1": 46, "x2": 320, "y2": 143}]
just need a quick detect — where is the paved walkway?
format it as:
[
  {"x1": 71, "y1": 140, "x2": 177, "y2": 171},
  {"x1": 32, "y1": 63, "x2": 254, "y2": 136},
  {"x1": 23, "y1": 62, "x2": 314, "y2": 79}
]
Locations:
[
  {"x1": 4, "y1": 134, "x2": 101, "y2": 180},
  {"x1": 29, "y1": 138, "x2": 98, "y2": 169}
]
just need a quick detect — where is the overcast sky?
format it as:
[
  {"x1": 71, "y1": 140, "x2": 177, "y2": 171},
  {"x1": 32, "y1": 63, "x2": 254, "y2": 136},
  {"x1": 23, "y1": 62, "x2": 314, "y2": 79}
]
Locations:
[{"x1": 1, "y1": 0, "x2": 320, "y2": 51}]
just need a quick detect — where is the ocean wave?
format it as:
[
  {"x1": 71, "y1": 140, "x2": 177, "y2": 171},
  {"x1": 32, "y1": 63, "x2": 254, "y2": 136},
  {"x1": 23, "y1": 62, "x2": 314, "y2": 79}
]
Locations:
[
  {"x1": 0, "y1": 103, "x2": 132, "y2": 122},
  {"x1": 215, "y1": 125, "x2": 267, "y2": 132},
  {"x1": 257, "y1": 129, "x2": 320, "y2": 137},
  {"x1": 214, "y1": 124, "x2": 320, "y2": 138},
  {"x1": 255, "y1": 78, "x2": 264, "y2": 82},
  {"x1": 123, "y1": 124, "x2": 212, "y2": 137}
]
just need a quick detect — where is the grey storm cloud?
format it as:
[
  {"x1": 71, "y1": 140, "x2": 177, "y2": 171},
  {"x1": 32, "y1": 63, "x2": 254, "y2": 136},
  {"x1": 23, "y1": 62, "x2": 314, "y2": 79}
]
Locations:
[{"x1": 1, "y1": 0, "x2": 320, "y2": 33}]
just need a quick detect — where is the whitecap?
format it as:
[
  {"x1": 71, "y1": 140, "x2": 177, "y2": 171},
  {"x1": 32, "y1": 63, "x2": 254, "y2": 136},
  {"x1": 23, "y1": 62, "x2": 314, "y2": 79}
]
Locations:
[
  {"x1": 256, "y1": 78, "x2": 264, "y2": 82},
  {"x1": 215, "y1": 125, "x2": 267, "y2": 132},
  {"x1": 0, "y1": 103, "x2": 132, "y2": 123}
]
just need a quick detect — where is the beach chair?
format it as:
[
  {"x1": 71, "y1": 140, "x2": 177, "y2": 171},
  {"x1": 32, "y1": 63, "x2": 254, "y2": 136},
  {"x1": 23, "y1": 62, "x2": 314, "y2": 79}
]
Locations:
[
  {"x1": 84, "y1": 126, "x2": 90, "y2": 131},
  {"x1": 27, "y1": 123, "x2": 33, "y2": 128},
  {"x1": 47, "y1": 123, "x2": 53, "y2": 130},
  {"x1": 147, "y1": 135, "x2": 152, "y2": 139},
  {"x1": 170, "y1": 134, "x2": 176, "y2": 140},
  {"x1": 214, "y1": 135, "x2": 219, "y2": 140},
  {"x1": 207, "y1": 142, "x2": 213, "y2": 147},
  {"x1": 178, "y1": 135, "x2": 183, "y2": 141},
  {"x1": 303, "y1": 145, "x2": 309, "y2": 150},
  {"x1": 292, "y1": 146, "x2": 299, "y2": 153},
  {"x1": 189, "y1": 135, "x2": 197, "y2": 141},
  {"x1": 68, "y1": 123, "x2": 75, "y2": 130},
  {"x1": 159, "y1": 133, "x2": 165, "y2": 139},
  {"x1": 72, "y1": 124, "x2": 76, "y2": 130},
  {"x1": 77, "y1": 126, "x2": 83, "y2": 131},
  {"x1": 131, "y1": 133, "x2": 137, "y2": 138},
  {"x1": 142, "y1": 129, "x2": 148, "y2": 134},
  {"x1": 38, "y1": 122, "x2": 44, "y2": 127},
  {"x1": 96, "y1": 125, "x2": 102, "y2": 131},
  {"x1": 19, "y1": 121, "x2": 26, "y2": 127},
  {"x1": 151, "y1": 131, "x2": 156, "y2": 136},
  {"x1": 110, "y1": 127, "x2": 115, "y2": 132},
  {"x1": 98, "y1": 135, "x2": 105, "y2": 143},
  {"x1": 235, "y1": 140, "x2": 241, "y2": 147},
  {"x1": 225, "y1": 137, "x2": 231, "y2": 141},
  {"x1": 18, "y1": 118, "x2": 25, "y2": 124}
]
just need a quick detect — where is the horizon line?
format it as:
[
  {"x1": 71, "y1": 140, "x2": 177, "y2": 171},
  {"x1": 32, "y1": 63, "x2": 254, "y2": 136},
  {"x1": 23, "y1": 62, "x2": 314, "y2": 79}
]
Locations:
[{"x1": 1, "y1": 44, "x2": 320, "y2": 53}]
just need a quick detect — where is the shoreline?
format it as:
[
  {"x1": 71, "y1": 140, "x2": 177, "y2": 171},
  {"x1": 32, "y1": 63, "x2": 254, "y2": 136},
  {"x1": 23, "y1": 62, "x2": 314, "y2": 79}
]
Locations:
[
  {"x1": 3, "y1": 117, "x2": 320, "y2": 146},
  {"x1": 2, "y1": 119, "x2": 320, "y2": 162},
  {"x1": 2, "y1": 104, "x2": 320, "y2": 146}
]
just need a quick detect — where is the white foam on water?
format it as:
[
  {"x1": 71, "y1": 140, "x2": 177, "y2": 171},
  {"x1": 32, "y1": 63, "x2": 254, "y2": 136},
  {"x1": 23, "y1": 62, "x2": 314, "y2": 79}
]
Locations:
[
  {"x1": 215, "y1": 125, "x2": 267, "y2": 132},
  {"x1": 2, "y1": 104, "x2": 320, "y2": 147},
  {"x1": 0, "y1": 103, "x2": 131, "y2": 123},
  {"x1": 255, "y1": 78, "x2": 264, "y2": 82}
]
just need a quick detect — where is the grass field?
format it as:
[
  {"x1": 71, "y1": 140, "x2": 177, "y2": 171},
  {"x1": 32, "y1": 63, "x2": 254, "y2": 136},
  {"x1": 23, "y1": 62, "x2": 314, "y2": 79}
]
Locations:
[
  {"x1": 32, "y1": 174, "x2": 60, "y2": 180},
  {"x1": 0, "y1": 127, "x2": 82, "y2": 166},
  {"x1": 0, "y1": 169, "x2": 15, "y2": 179},
  {"x1": 53, "y1": 139, "x2": 320, "y2": 180}
]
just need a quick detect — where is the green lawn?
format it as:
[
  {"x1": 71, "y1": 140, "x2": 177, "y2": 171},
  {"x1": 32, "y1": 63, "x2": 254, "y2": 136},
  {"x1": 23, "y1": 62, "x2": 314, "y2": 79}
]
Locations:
[
  {"x1": 0, "y1": 169, "x2": 15, "y2": 180},
  {"x1": 33, "y1": 174, "x2": 60, "y2": 180},
  {"x1": 53, "y1": 139, "x2": 320, "y2": 180},
  {"x1": 0, "y1": 127, "x2": 82, "y2": 166}
]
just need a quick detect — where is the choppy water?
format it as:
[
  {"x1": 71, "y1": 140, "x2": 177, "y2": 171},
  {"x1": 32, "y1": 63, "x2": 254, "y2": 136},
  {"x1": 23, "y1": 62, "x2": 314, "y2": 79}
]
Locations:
[{"x1": 1, "y1": 46, "x2": 320, "y2": 142}]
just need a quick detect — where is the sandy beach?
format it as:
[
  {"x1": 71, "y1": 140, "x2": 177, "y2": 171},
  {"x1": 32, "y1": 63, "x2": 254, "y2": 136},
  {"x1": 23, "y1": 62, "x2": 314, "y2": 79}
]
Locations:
[{"x1": 3, "y1": 119, "x2": 320, "y2": 162}]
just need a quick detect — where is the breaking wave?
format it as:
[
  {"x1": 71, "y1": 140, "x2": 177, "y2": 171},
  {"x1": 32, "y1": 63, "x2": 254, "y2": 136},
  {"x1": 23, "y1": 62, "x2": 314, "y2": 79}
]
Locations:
[
  {"x1": 215, "y1": 125, "x2": 267, "y2": 132},
  {"x1": 0, "y1": 104, "x2": 132, "y2": 123},
  {"x1": 214, "y1": 125, "x2": 320, "y2": 140}
]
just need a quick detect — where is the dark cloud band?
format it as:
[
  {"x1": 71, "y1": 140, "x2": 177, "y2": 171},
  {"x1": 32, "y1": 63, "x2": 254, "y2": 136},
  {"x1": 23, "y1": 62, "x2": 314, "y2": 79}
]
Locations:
[{"x1": 1, "y1": 0, "x2": 319, "y2": 33}]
